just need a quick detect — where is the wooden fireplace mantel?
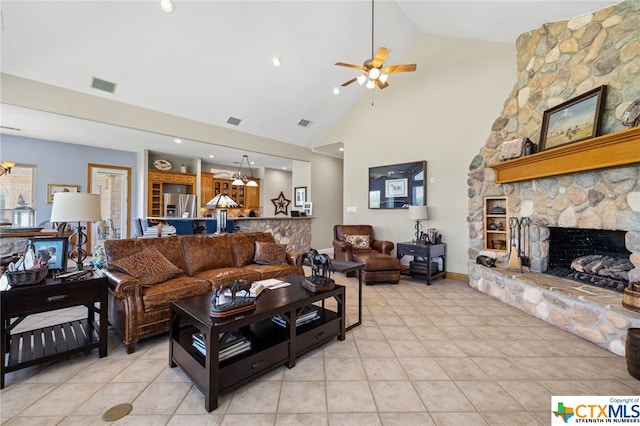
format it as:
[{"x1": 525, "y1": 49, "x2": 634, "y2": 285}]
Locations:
[{"x1": 490, "y1": 126, "x2": 640, "y2": 183}]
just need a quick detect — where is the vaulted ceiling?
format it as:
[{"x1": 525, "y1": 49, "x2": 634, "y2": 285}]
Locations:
[{"x1": 0, "y1": 1, "x2": 617, "y2": 169}]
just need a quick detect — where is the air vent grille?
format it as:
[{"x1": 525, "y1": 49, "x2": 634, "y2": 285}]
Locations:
[
  {"x1": 227, "y1": 117, "x2": 242, "y2": 126},
  {"x1": 298, "y1": 119, "x2": 312, "y2": 128},
  {"x1": 0, "y1": 125, "x2": 22, "y2": 132},
  {"x1": 91, "y1": 77, "x2": 117, "y2": 94}
]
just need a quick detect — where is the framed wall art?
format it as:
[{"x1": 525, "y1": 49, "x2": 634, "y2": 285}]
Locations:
[
  {"x1": 303, "y1": 202, "x2": 313, "y2": 216},
  {"x1": 47, "y1": 184, "x2": 80, "y2": 204},
  {"x1": 369, "y1": 161, "x2": 426, "y2": 209},
  {"x1": 539, "y1": 85, "x2": 606, "y2": 151},
  {"x1": 30, "y1": 236, "x2": 68, "y2": 273},
  {"x1": 294, "y1": 186, "x2": 307, "y2": 208}
]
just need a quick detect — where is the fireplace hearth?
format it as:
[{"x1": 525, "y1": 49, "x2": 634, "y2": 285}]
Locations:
[{"x1": 546, "y1": 227, "x2": 632, "y2": 293}]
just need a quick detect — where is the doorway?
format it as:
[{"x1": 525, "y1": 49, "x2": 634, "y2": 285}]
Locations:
[{"x1": 88, "y1": 164, "x2": 131, "y2": 249}]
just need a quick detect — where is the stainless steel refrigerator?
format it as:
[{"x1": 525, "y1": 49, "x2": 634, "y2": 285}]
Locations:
[{"x1": 163, "y1": 193, "x2": 198, "y2": 218}]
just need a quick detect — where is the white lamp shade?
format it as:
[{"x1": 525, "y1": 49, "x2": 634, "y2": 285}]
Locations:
[
  {"x1": 408, "y1": 205, "x2": 428, "y2": 220},
  {"x1": 50, "y1": 192, "x2": 102, "y2": 223}
]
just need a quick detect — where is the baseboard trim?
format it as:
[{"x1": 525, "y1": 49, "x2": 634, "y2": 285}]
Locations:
[{"x1": 445, "y1": 271, "x2": 468, "y2": 281}]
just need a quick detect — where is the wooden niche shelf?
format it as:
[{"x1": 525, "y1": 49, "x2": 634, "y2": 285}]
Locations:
[{"x1": 490, "y1": 126, "x2": 640, "y2": 184}]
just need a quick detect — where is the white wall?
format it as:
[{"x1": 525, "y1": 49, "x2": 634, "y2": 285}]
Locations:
[
  {"x1": 309, "y1": 153, "x2": 343, "y2": 250},
  {"x1": 262, "y1": 168, "x2": 292, "y2": 218},
  {"x1": 319, "y1": 34, "x2": 516, "y2": 274}
]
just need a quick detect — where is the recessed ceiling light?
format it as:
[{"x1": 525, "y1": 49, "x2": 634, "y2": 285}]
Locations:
[
  {"x1": 208, "y1": 154, "x2": 215, "y2": 158},
  {"x1": 333, "y1": 88, "x2": 340, "y2": 95},
  {"x1": 174, "y1": 138, "x2": 182, "y2": 144},
  {"x1": 250, "y1": 161, "x2": 255, "y2": 165},
  {"x1": 339, "y1": 147, "x2": 344, "y2": 152},
  {"x1": 159, "y1": 0, "x2": 174, "y2": 13},
  {"x1": 282, "y1": 167, "x2": 287, "y2": 170},
  {"x1": 272, "y1": 57, "x2": 282, "y2": 67}
]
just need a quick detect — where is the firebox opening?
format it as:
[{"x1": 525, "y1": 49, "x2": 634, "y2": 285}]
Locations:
[{"x1": 547, "y1": 227, "x2": 632, "y2": 293}]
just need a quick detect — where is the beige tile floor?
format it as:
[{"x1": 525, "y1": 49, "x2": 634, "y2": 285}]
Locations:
[{"x1": 1, "y1": 271, "x2": 639, "y2": 425}]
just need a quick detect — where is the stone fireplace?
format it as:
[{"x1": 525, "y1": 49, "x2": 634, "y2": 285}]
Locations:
[
  {"x1": 466, "y1": 1, "x2": 640, "y2": 355},
  {"x1": 546, "y1": 227, "x2": 632, "y2": 292}
]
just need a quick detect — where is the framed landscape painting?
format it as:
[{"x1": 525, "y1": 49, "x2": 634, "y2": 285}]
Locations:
[
  {"x1": 47, "y1": 184, "x2": 80, "y2": 204},
  {"x1": 539, "y1": 85, "x2": 606, "y2": 151}
]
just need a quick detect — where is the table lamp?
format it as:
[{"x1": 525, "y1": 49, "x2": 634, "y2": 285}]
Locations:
[
  {"x1": 50, "y1": 192, "x2": 102, "y2": 270},
  {"x1": 408, "y1": 205, "x2": 429, "y2": 241}
]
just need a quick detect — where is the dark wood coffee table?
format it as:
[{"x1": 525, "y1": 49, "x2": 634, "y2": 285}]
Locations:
[{"x1": 169, "y1": 275, "x2": 345, "y2": 412}]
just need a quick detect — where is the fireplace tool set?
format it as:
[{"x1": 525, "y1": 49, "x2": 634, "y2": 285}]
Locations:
[{"x1": 507, "y1": 217, "x2": 531, "y2": 272}]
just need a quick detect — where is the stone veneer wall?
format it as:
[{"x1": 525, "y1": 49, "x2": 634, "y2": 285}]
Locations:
[
  {"x1": 466, "y1": 1, "x2": 640, "y2": 353},
  {"x1": 468, "y1": 263, "x2": 640, "y2": 355},
  {"x1": 233, "y1": 217, "x2": 312, "y2": 253},
  {"x1": 468, "y1": 0, "x2": 640, "y2": 276}
]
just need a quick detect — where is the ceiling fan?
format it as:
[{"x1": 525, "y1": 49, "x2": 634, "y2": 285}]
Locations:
[{"x1": 335, "y1": 0, "x2": 416, "y2": 90}]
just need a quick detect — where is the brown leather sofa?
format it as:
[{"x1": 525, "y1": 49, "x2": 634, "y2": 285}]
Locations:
[
  {"x1": 103, "y1": 232, "x2": 302, "y2": 353},
  {"x1": 333, "y1": 225, "x2": 401, "y2": 285}
]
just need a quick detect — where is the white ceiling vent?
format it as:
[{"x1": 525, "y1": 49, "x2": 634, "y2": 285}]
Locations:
[
  {"x1": 1, "y1": 125, "x2": 22, "y2": 132},
  {"x1": 227, "y1": 117, "x2": 242, "y2": 126},
  {"x1": 91, "y1": 77, "x2": 117, "y2": 94},
  {"x1": 297, "y1": 119, "x2": 312, "y2": 128}
]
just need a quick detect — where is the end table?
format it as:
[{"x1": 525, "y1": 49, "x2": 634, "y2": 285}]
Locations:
[
  {"x1": 396, "y1": 242, "x2": 446, "y2": 285},
  {"x1": 1, "y1": 270, "x2": 108, "y2": 388}
]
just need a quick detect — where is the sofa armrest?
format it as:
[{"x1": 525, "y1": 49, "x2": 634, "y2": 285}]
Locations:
[
  {"x1": 372, "y1": 240, "x2": 394, "y2": 255},
  {"x1": 286, "y1": 251, "x2": 304, "y2": 275},
  {"x1": 102, "y1": 267, "x2": 140, "y2": 299},
  {"x1": 333, "y1": 239, "x2": 354, "y2": 261}
]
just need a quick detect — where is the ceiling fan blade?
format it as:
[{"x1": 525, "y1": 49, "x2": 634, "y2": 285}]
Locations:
[
  {"x1": 382, "y1": 64, "x2": 417, "y2": 73},
  {"x1": 376, "y1": 79, "x2": 389, "y2": 89},
  {"x1": 371, "y1": 47, "x2": 390, "y2": 68},
  {"x1": 341, "y1": 77, "x2": 359, "y2": 87},
  {"x1": 335, "y1": 62, "x2": 366, "y2": 70}
]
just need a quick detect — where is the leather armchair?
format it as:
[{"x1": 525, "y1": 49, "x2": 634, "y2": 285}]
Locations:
[{"x1": 333, "y1": 225, "x2": 400, "y2": 284}]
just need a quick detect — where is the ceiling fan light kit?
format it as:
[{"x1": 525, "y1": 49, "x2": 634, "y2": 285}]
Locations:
[{"x1": 335, "y1": 0, "x2": 416, "y2": 90}]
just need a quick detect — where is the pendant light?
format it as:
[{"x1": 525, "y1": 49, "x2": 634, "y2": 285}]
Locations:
[{"x1": 231, "y1": 155, "x2": 258, "y2": 187}]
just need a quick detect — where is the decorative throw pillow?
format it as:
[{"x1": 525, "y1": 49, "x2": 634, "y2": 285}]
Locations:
[
  {"x1": 345, "y1": 234, "x2": 370, "y2": 250},
  {"x1": 111, "y1": 245, "x2": 184, "y2": 286},
  {"x1": 254, "y1": 241, "x2": 287, "y2": 265}
]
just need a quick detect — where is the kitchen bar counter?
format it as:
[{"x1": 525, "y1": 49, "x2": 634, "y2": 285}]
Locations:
[{"x1": 145, "y1": 216, "x2": 313, "y2": 252}]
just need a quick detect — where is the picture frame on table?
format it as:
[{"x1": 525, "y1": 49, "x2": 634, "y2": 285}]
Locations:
[
  {"x1": 30, "y1": 237, "x2": 68, "y2": 273},
  {"x1": 539, "y1": 85, "x2": 606, "y2": 151},
  {"x1": 47, "y1": 184, "x2": 80, "y2": 204},
  {"x1": 303, "y1": 202, "x2": 313, "y2": 216},
  {"x1": 294, "y1": 186, "x2": 307, "y2": 208}
]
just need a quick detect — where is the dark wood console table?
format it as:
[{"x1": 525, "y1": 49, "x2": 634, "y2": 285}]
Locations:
[
  {"x1": 1, "y1": 270, "x2": 108, "y2": 388},
  {"x1": 396, "y1": 242, "x2": 446, "y2": 285},
  {"x1": 169, "y1": 275, "x2": 345, "y2": 412}
]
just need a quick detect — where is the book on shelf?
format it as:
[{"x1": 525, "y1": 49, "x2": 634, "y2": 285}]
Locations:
[
  {"x1": 192, "y1": 331, "x2": 251, "y2": 360},
  {"x1": 272, "y1": 306, "x2": 320, "y2": 328},
  {"x1": 254, "y1": 278, "x2": 291, "y2": 290},
  {"x1": 219, "y1": 340, "x2": 251, "y2": 361}
]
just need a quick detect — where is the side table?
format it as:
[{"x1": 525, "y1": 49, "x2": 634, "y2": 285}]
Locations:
[
  {"x1": 396, "y1": 242, "x2": 446, "y2": 285},
  {"x1": 1, "y1": 270, "x2": 108, "y2": 388},
  {"x1": 302, "y1": 258, "x2": 364, "y2": 332},
  {"x1": 328, "y1": 260, "x2": 365, "y2": 331}
]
